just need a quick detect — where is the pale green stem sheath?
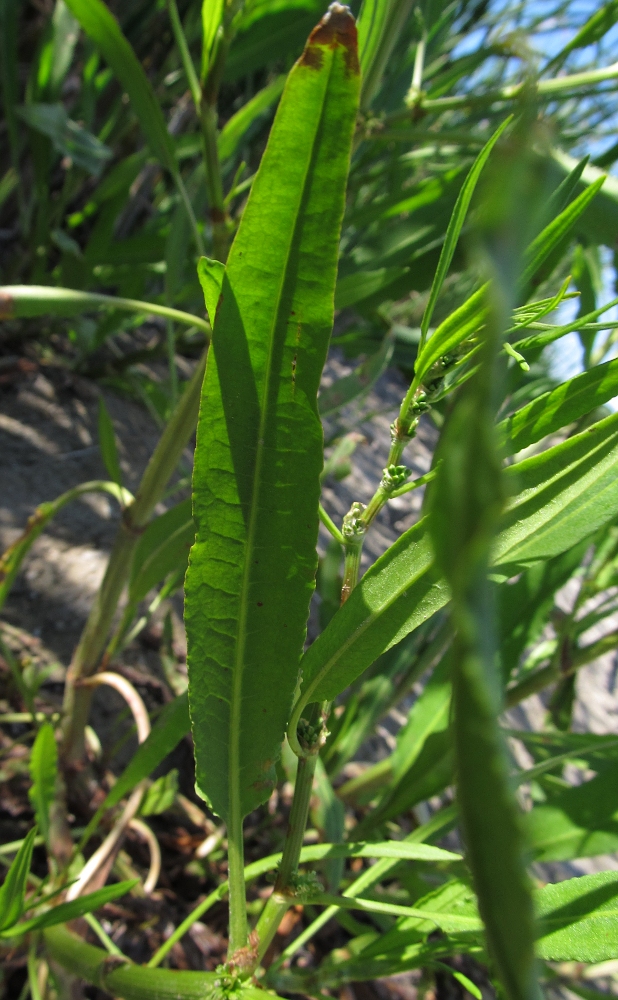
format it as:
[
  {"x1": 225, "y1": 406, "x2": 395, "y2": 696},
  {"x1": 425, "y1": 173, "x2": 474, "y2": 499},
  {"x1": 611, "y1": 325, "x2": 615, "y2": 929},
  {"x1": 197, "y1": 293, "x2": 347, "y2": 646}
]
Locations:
[
  {"x1": 61, "y1": 352, "x2": 207, "y2": 765},
  {"x1": 340, "y1": 538, "x2": 364, "y2": 604}
]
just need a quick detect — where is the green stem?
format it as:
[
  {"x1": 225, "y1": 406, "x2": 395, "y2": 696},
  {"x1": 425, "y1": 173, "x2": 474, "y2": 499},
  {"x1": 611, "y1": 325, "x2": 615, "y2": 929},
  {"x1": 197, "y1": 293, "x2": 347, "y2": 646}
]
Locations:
[
  {"x1": 200, "y1": 103, "x2": 229, "y2": 261},
  {"x1": 227, "y1": 807, "x2": 248, "y2": 957},
  {"x1": 397, "y1": 60, "x2": 618, "y2": 117},
  {"x1": 167, "y1": 0, "x2": 202, "y2": 111},
  {"x1": 44, "y1": 926, "x2": 218, "y2": 1000},
  {"x1": 253, "y1": 752, "x2": 319, "y2": 966},
  {"x1": 318, "y1": 503, "x2": 344, "y2": 544},
  {"x1": 60, "y1": 352, "x2": 207, "y2": 764},
  {"x1": 1, "y1": 285, "x2": 211, "y2": 333},
  {"x1": 340, "y1": 538, "x2": 364, "y2": 604}
]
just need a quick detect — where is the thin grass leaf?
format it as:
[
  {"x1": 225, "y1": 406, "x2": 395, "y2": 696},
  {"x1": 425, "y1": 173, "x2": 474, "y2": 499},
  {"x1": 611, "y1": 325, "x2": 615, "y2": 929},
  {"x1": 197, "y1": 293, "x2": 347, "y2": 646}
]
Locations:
[
  {"x1": 418, "y1": 116, "x2": 512, "y2": 351},
  {"x1": 3, "y1": 881, "x2": 138, "y2": 937},
  {"x1": 28, "y1": 724, "x2": 57, "y2": 849},
  {"x1": 201, "y1": 0, "x2": 224, "y2": 84},
  {"x1": 0, "y1": 827, "x2": 37, "y2": 932},
  {"x1": 0, "y1": 481, "x2": 131, "y2": 614},
  {"x1": 64, "y1": 0, "x2": 177, "y2": 174},
  {"x1": 414, "y1": 284, "x2": 488, "y2": 386},
  {"x1": 521, "y1": 177, "x2": 605, "y2": 289}
]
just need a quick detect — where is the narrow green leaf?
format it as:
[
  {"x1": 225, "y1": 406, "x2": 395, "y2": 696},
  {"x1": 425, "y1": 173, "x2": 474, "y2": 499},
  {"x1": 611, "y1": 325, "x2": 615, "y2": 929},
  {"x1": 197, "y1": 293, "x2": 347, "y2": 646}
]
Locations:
[
  {"x1": 546, "y1": 1, "x2": 618, "y2": 70},
  {"x1": 498, "y1": 359, "x2": 618, "y2": 456},
  {"x1": 495, "y1": 410, "x2": 618, "y2": 571},
  {"x1": 186, "y1": 6, "x2": 360, "y2": 824},
  {"x1": 196, "y1": 256, "x2": 225, "y2": 327},
  {"x1": 521, "y1": 177, "x2": 605, "y2": 288},
  {"x1": 543, "y1": 155, "x2": 590, "y2": 225},
  {"x1": 366, "y1": 654, "x2": 452, "y2": 828},
  {"x1": 201, "y1": 0, "x2": 224, "y2": 83},
  {"x1": 0, "y1": 481, "x2": 131, "y2": 614},
  {"x1": 414, "y1": 284, "x2": 488, "y2": 386},
  {"x1": 535, "y1": 871, "x2": 618, "y2": 962},
  {"x1": 419, "y1": 117, "x2": 512, "y2": 348},
  {"x1": 218, "y1": 75, "x2": 286, "y2": 162},
  {"x1": 0, "y1": 285, "x2": 210, "y2": 334},
  {"x1": 360, "y1": 880, "x2": 481, "y2": 958},
  {"x1": 3, "y1": 881, "x2": 138, "y2": 937},
  {"x1": 0, "y1": 827, "x2": 37, "y2": 932},
  {"x1": 97, "y1": 398, "x2": 122, "y2": 487},
  {"x1": 63, "y1": 0, "x2": 177, "y2": 173},
  {"x1": 357, "y1": 0, "x2": 414, "y2": 109},
  {"x1": 139, "y1": 769, "x2": 179, "y2": 816},
  {"x1": 28, "y1": 724, "x2": 57, "y2": 849}
]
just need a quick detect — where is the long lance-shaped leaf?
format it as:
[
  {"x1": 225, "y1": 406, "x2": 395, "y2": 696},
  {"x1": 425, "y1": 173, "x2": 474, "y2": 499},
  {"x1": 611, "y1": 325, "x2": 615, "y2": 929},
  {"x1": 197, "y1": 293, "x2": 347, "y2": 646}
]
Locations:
[
  {"x1": 0, "y1": 285, "x2": 210, "y2": 335},
  {"x1": 0, "y1": 827, "x2": 37, "y2": 932},
  {"x1": 293, "y1": 409, "x2": 618, "y2": 714},
  {"x1": 2, "y1": 881, "x2": 138, "y2": 938},
  {"x1": 185, "y1": 4, "x2": 360, "y2": 832},
  {"x1": 498, "y1": 358, "x2": 618, "y2": 456}
]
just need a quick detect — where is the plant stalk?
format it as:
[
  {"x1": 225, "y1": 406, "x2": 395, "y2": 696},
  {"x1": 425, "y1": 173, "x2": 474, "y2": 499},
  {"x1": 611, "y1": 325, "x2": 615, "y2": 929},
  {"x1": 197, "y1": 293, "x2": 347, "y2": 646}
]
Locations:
[
  {"x1": 226, "y1": 806, "x2": 248, "y2": 957},
  {"x1": 200, "y1": 102, "x2": 230, "y2": 261},
  {"x1": 253, "y1": 752, "x2": 319, "y2": 966}
]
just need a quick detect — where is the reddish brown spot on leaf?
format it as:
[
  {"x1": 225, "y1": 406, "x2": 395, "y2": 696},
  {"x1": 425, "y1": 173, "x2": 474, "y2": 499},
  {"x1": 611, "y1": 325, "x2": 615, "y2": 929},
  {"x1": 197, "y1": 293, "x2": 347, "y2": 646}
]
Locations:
[
  {"x1": 299, "y1": 3, "x2": 359, "y2": 75},
  {"x1": 0, "y1": 292, "x2": 14, "y2": 320}
]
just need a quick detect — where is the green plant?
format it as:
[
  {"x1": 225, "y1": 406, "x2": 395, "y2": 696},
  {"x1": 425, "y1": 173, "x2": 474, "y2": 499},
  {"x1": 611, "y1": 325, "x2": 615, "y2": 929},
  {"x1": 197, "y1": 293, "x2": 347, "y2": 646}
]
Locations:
[{"x1": 3, "y1": 2, "x2": 618, "y2": 1000}]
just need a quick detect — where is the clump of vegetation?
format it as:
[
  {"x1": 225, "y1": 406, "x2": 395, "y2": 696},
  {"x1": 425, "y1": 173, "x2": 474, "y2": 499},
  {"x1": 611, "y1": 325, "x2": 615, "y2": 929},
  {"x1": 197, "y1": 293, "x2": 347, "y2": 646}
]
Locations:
[{"x1": 2, "y1": 2, "x2": 618, "y2": 1000}]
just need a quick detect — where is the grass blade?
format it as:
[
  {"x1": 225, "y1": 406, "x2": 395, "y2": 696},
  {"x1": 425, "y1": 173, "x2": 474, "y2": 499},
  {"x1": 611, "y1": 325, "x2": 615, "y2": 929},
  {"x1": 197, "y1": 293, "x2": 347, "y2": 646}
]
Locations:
[
  {"x1": 0, "y1": 827, "x2": 37, "y2": 932},
  {"x1": 63, "y1": 0, "x2": 176, "y2": 174},
  {"x1": 418, "y1": 116, "x2": 511, "y2": 353},
  {"x1": 28, "y1": 724, "x2": 58, "y2": 849}
]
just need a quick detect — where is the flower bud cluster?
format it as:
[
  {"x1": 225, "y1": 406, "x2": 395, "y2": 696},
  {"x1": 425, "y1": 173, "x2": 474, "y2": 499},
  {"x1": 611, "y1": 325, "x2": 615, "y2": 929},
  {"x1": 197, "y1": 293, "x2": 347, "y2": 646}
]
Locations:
[
  {"x1": 380, "y1": 464, "x2": 410, "y2": 491},
  {"x1": 342, "y1": 501, "x2": 367, "y2": 541}
]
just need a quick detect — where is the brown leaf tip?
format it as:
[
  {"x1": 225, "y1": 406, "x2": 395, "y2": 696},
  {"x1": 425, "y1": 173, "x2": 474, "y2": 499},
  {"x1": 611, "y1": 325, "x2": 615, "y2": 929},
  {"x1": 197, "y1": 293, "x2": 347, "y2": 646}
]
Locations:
[{"x1": 300, "y1": 2, "x2": 359, "y2": 74}]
